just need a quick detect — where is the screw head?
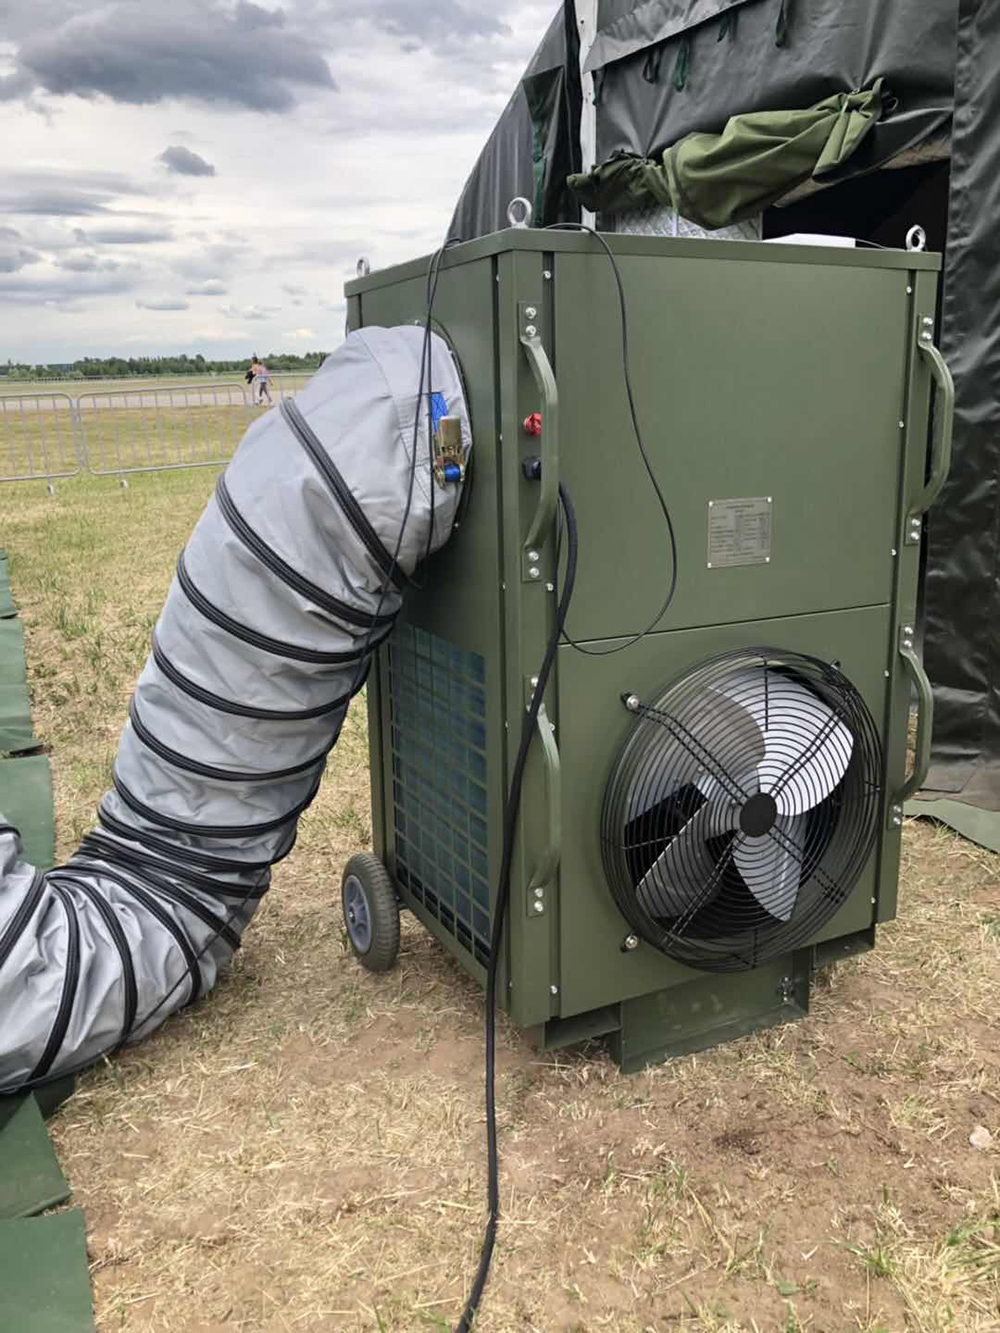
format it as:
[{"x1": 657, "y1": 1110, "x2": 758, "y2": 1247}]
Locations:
[
  {"x1": 899, "y1": 420, "x2": 906, "y2": 429},
  {"x1": 534, "y1": 888, "x2": 544, "y2": 900},
  {"x1": 891, "y1": 548, "x2": 898, "y2": 557},
  {"x1": 546, "y1": 582, "x2": 555, "y2": 592},
  {"x1": 625, "y1": 694, "x2": 641, "y2": 713},
  {"x1": 525, "y1": 324, "x2": 537, "y2": 337},
  {"x1": 529, "y1": 568, "x2": 541, "y2": 580},
  {"x1": 528, "y1": 549, "x2": 540, "y2": 562},
  {"x1": 623, "y1": 934, "x2": 640, "y2": 952},
  {"x1": 550, "y1": 984, "x2": 559, "y2": 996},
  {"x1": 543, "y1": 270, "x2": 553, "y2": 280},
  {"x1": 525, "y1": 306, "x2": 537, "y2": 318},
  {"x1": 533, "y1": 901, "x2": 545, "y2": 914}
]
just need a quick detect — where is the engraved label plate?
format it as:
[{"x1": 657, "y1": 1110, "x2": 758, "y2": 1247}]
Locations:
[{"x1": 707, "y1": 497, "x2": 772, "y2": 569}]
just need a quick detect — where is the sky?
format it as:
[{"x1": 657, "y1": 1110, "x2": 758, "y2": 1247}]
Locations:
[{"x1": 0, "y1": 0, "x2": 557, "y2": 363}]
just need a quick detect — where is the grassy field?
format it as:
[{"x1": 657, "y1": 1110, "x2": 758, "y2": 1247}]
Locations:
[
  {"x1": 1, "y1": 468, "x2": 998, "y2": 1332},
  {"x1": 0, "y1": 373, "x2": 312, "y2": 398}
]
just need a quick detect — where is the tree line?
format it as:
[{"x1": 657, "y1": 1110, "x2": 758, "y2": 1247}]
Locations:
[{"x1": 1, "y1": 352, "x2": 329, "y2": 381}]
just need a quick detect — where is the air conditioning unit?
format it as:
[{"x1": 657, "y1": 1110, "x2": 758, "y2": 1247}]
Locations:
[{"x1": 340, "y1": 230, "x2": 951, "y2": 1071}]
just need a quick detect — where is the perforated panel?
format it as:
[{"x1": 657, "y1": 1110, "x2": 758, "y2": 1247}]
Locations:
[{"x1": 388, "y1": 625, "x2": 491, "y2": 967}]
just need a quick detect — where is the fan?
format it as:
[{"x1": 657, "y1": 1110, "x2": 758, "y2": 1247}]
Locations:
[{"x1": 602, "y1": 649, "x2": 883, "y2": 973}]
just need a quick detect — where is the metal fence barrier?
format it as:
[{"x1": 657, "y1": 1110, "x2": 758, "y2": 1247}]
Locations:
[
  {"x1": 76, "y1": 383, "x2": 256, "y2": 478},
  {"x1": 0, "y1": 393, "x2": 84, "y2": 487},
  {"x1": 0, "y1": 374, "x2": 318, "y2": 487}
]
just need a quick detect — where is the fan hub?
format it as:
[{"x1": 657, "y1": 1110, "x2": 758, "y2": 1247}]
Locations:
[{"x1": 739, "y1": 792, "x2": 778, "y2": 838}]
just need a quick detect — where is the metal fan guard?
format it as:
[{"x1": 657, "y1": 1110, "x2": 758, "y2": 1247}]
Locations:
[{"x1": 601, "y1": 649, "x2": 883, "y2": 974}]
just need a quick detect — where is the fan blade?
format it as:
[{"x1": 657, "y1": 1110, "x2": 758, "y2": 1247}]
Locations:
[
  {"x1": 733, "y1": 815, "x2": 804, "y2": 922},
  {"x1": 716, "y1": 671, "x2": 853, "y2": 816},
  {"x1": 636, "y1": 800, "x2": 734, "y2": 918}
]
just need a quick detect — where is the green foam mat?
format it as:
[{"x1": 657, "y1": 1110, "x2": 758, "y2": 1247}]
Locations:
[
  {"x1": 0, "y1": 681, "x2": 36, "y2": 753},
  {"x1": 0, "y1": 1096, "x2": 71, "y2": 1219},
  {"x1": 0, "y1": 616, "x2": 28, "y2": 684},
  {"x1": 0, "y1": 553, "x2": 15, "y2": 619},
  {"x1": 0, "y1": 1210, "x2": 96, "y2": 1332},
  {"x1": 0, "y1": 754, "x2": 56, "y2": 869}
]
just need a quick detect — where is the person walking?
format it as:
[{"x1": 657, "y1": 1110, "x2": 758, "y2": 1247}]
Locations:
[{"x1": 248, "y1": 354, "x2": 273, "y2": 407}]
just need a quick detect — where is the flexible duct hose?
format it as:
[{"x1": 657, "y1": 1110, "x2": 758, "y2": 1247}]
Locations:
[{"x1": 0, "y1": 326, "x2": 471, "y2": 1092}]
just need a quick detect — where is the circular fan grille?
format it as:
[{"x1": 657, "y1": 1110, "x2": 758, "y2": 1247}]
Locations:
[{"x1": 601, "y1": 649, "x2": 883, "y2": 973}]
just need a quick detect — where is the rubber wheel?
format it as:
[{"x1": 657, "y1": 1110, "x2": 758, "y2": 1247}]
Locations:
[{"x1": 341, "y1": 853, "x2": 400, "y2": 973}]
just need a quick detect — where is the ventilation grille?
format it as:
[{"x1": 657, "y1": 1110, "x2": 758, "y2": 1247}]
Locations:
[{"x1": 388, "y1": 625, "x2": 491, "y2": 967}]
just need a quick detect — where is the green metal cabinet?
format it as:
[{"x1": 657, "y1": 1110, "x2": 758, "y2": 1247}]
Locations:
[{"x1": 345, "y1": 230, "x2": 945, "y2": 1071}]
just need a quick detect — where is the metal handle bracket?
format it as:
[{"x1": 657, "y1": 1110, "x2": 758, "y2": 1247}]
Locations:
[
  {"x1": 892, "y1": 622, "x2": 934, "y2": 811},
  {"x1": 905, "y1": 329, "x2": 954, "y2": 544},
  {"x1": 526, "y1": 700, "x2": 561, "y2": 916},
  {"x1": 519, "y1": 302, "x2": 559, "y2": 582}
]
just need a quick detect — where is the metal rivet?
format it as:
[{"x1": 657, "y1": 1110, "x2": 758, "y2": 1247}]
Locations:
[
  {"x1": 534, "y1": 888, "x2": 544, "y2": 900},
  {"x1": 550, "y1": 984, "x2": 559, "y2": 996},
  {"x1": 884, "y1": 670, "x2": 891, "y2": 678},
  {"x1": 525, "y1": 324, "x2": 537, "y2": 337},
  {"x1": 529, "y1": 568, "x2": 541, "y2": 580},
  {"x1": 707, "y1": 562, "x2": 713, "y2": 569},
  {"x1": 625, "y1": 694, "x2": 641, "y2": 713},
  {"x1": 528, "y1": 549, "x2": 540, "y2": 562},
  {"x1": 765, "y1": 558, "x2": 771, "y2": 564},
  {"x1": 899, "y1": 421, "x2": 906, "y2": 430},
  {"x1": 533, "y1": 902, "x2": 545, "y2": 914},
  {"x1": 767, "y1": 496, "x2": 773, "y2": 504},
  {"x1": 530, "y1": 676, "x2": 539, "y2": 688},
  {"x1": 546, "y1": 582, "x2": 555, "y2": 592},
  {"x1": 526, "y1": 306, "x2": 537, "y2": 318},
  {"x1": 891, "y1": 548, "x2": 898, "y2": 557},
  {"x1": 907, "y1": 285, "x2": 913, "y2": 294},
  {"x1": 623, "y1": 934, "x2": 640, "y2": 952},
  {"x1": 543, "y1": 270, "x2": 552, "y2": 281}
]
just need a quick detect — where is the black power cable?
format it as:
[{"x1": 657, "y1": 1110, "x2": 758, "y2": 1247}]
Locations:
[
  {"x1": 454, "y1": 483, "x2": 578, "y2": 1333},
  {"x1": 6, "y1": 239, "x2": 463, "y2": 1098},
  {"x1": 546, "y1": 222, "x2": 679, "y2": 655}
]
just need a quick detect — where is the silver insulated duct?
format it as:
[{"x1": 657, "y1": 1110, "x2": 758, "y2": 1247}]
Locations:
[{"x1": 0, "y1": 326, "x2": 471, "y2": 1092}]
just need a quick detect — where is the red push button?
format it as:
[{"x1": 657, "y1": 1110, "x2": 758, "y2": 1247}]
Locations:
[{"x1": 524, "y1": 413, "x2": 543, "y2": 437}]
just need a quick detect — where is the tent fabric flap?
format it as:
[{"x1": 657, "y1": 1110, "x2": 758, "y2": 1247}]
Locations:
[
  {"x1": 589, "y1": 0, "x2": 955, "y2": 185},
  {"x1": 918, "y1": 0, "x2": 1000, "y2": 830},
  {"x1": 449, "y1": 6, "x2": 582, "y2": 242},
  {"x1": 569, "y1": 81, "x2": 884, "y2": 228}
]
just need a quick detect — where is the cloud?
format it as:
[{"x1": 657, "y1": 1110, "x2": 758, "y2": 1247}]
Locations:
[
  {"x1": 80, "y1": 224, "x2": 174, "y2": 245},
  {"x1": 281, "y1": 282, "x2": 307, "y2": 296},
  {"x1": 235, "y1": 1, "x2": 286, "y2": 28},
  {"x1": 159, "y1": 145, "x2": 216, "y2": 177},
  {"x1": 137, "y1": 297, "x2": 191, "y2": 311},
  {"x1": 0, "y1": 245, "x2": 40, "y2": 273},
  {"x1": 0, "y1": 267, "x2": 139, "y2": 307},
  {"x1": 282, "y1": 327, "x2": 316, "y2": 339},
  {"x1": 56, "y1": 253, "x2": 121, "y2": 272},
  {"x1": 219, "y1": 303, "x2": 281, "y2": 320},
  {"x1": 11, "y1": 3, "x2": 337, "y2": 112},
  {"x1": 359, "y1": 0, "x2": 509, "y2": 42},
  {"x1": 0, "y1": 168, "x2": 150, "y2": 218},
  {"x1": 185, "y1": 278, "x2": 228, "y2": 296}
]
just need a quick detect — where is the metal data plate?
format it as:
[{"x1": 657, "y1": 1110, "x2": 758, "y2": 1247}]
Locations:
[{"x1": 707, "y1": 497, "x2": 772, "y2": 569}]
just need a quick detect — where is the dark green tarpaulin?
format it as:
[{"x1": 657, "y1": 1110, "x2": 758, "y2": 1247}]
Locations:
[
  {"x1": 569, "y1": 81, "x2": 884, "y2": 227},
  {"x1": 587, "y1": 0, "x2": 954, "y2": 183}
]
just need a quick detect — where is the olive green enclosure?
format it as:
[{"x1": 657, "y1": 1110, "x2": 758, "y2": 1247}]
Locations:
[{"x1": 346, "y1": 231, "x2": 944, "y2": 1071}]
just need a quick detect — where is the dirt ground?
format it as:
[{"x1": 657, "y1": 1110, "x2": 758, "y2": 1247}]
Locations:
[{"x1": 3, "y1": 470, "x2": 999, "y2": 1332}]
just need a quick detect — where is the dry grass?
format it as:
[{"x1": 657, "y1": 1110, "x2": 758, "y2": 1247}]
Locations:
[{"x1": 1, "y1": 468, "x2": 999, "y2": 1332}]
